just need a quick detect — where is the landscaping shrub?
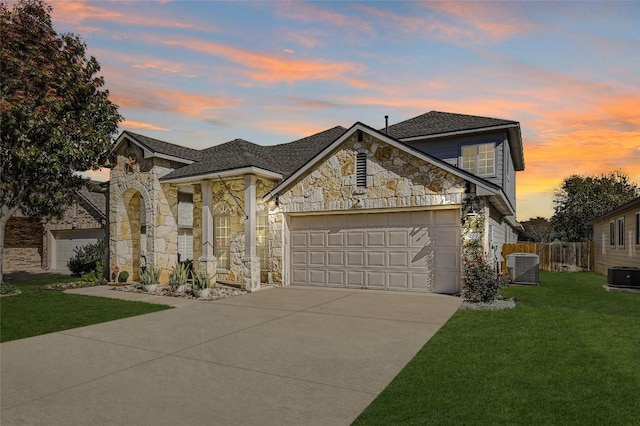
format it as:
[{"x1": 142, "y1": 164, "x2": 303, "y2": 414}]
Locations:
[
  {"x1": 462, "y1": 251, "x2": 505, "y2": 302},
  {"x1": 0, "y1": 282, "x2": 18, "y2": 295},
  {"x1": 67, "y1": 239, "x2": 106, "y2": 278}
]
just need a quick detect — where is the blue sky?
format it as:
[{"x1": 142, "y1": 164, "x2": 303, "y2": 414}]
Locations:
[{"x1": 48, "y1": 0, "x2": 640, "y2": 220}]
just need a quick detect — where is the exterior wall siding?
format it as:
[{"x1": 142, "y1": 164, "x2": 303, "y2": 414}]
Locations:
[
  {"x1": 3, "y1": 215, "x2": 44, "y2": 271},
  {"x1": 592, "y1": 207, "x2": 640, "y2": 275},
  {"x1": 406, "y1": 130, "x2": 518, "y2": 210}
]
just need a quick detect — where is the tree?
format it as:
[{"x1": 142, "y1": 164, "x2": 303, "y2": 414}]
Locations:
[
  {"x1": 552, "y1": 171, "x2": 639, "y2": 242},
  {"x1": 0, "y1": 0, "x2": 121, "y2": 281},
  {"x1": 520, "y1": 217, "x2": 556, "y2": 242}
]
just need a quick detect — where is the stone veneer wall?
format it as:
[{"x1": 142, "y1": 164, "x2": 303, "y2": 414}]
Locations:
[
  {"x1": 195, "y1": 178, "x2": 278, "y2": 283},
  {"x1": 277, "y1": 133, "x2": 466, "y2": 213},
  {"x1": 109, "y1": 144, "x2": 179, "y2": 283}
]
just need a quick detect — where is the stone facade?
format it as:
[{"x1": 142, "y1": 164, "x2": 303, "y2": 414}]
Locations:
[
  {"x1": 109, "y1": 144, "x2": 179, "y2": 283},
  {"x1": 278, "y1": 133, "x2": 465, "y2": 213},
  {"x1": 192, "y1": 178, "x2": 279, "y2": 284}
]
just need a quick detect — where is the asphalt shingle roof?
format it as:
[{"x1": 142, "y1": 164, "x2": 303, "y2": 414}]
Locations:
[
  {"x1": 123, "y1": 131, "x2": 202, "y2": 162},
  {"x1": 159, "y1": 126, "x2": 346, "y2": 181},
  {"x1": 385, "y1": 111, "x2": 518, "y2": 139}
]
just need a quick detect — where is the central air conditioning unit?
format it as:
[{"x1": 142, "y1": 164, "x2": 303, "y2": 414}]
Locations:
[{"x1": 507, "y1": 253, "x2": 540, "y2": 285}]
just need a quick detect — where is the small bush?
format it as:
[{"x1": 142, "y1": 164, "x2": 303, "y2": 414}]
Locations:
[
  {"x1": 0, "y1": 282, "x2": 18, "y2": 295},
  {"x1": 118, "y1": 270, "x2": 129, "y2": 282},
  {"x1": 462, "y1": 251, "x2": 505, "y2": 303},
  {"x1": 67, "y1": 239, "x2": 106, "y2": 278},
  {"x1": 140, "y1": 266, "x2": 161, "y2": 285}
]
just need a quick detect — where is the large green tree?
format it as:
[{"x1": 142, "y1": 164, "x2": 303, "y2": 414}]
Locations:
[
  {"x1": 0, "y1": 0, "x2": 121, "y2": 280},
  {"x1": 519, "y1": 217, "x2": 556, "y2": 243},
  {"x1": 552, "y1": 171, "x2": 639, "y2": 242}
]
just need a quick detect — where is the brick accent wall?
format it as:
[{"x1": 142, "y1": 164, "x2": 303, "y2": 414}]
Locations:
[{"x1": 3, "y1": 215, "x2": 44, "y2": 271}]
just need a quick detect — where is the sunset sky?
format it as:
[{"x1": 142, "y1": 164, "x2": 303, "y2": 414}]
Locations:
[{"x1": 47, "y1": 0, "x2": 639, "y2": 221}]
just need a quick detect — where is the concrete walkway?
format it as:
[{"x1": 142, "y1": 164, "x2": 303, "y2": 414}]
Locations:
[{"x1": 1, "y1": 286, "x2": 461, "y2": 425}]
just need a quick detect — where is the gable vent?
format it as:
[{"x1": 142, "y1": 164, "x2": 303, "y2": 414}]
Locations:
[{"x1": 356, "y1": 152, "x2": 367, "y2": 187}]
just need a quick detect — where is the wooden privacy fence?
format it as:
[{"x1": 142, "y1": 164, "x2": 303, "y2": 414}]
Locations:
[{"x1": 501, "y1": 242, "x2": 594, "y2": 272}]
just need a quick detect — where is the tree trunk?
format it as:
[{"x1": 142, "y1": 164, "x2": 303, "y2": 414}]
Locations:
[{"x1": 0, "y1": 204, "x2": 20, "y2": 283}]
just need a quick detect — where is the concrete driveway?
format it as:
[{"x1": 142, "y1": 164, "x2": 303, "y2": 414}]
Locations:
[{"x1": 1, "y1": 286, "x2": 461, "y2": 425}]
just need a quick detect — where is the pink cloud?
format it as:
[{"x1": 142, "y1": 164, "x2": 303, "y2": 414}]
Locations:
[
  {"x1": 122, "y1": 120, "x2": 170, "y2": 132},
  {"x1": 153, "y1": 36, "x2": 366, "y2": 86}
]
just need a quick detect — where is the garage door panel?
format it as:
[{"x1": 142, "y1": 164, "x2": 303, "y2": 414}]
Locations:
[
  {"x1": 388, "y1": 231, "x2": 408, "y2": 246},
  {"x1": 327, "y1": 233, "x2": 344, "y2": 246},
  {"x1": 327, "y1": 270, "x2": 345, "y2": 285},
  {"x1": 366, "y1": 231, "x2": 385, "y2": 246},
  {"x1": 291, "y1": 251, "x2": 308, "y2": 265},
  {"x1": 347, "y1": 271, "x2": 364, "y2": 287},
  {"x1": 366, "y1": 252, "x2": 386, "y2": 267},
  {"x1": 289, "y1": 210, "x2": 460, "y2": 293},
  {"x1": 388, "y1": 251, "x2": 409, "y2": 267},
  {"x1": 309, "y1": 251, "x2": 325, "y2": 266},
  {"x1": 433, "y1": 228, "x2": 458, "y2": 247},
  {"x1": 347, "y1": 251, "x2": 364, "y2": 266},
  {"x1": 411, "y1": 249, "x2": 434, "y2": 267},
  {"x1": 292, "y1": 269, "x2": 308, "y2": 283},
  {"x1": 309, "y1": 270, "x2": 326, "y2": 284},
  {"x1": 309, "y1": 232, "x2": 325, "y2": 247},
  {"x1": 291, "y1": 233, "x2": 308, "y2": 247},
  {"x1": 388, "y1": 272, "x2": 409, "y2": 289},
  {"x1": 346, "y1": 231, "x2": 364, "y2": 247},
  {"x1": 366, "y1": 271, "x2": 386, "y2": 288},
  {"x1": 434, "y1": 248, "x2": 459, "y2": 269},
  {"x1": 327, "y1": 251, "x2": 344, "y2": 266}
]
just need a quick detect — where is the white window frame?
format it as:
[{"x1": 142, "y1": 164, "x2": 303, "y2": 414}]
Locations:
[
  {"x1": 257, "y1": 214, "x2": 269, "y2": 271},
  {"x1": 609, "y1": 221, "x2": 616, "y2": 246},
  {"x1": 461, "y1": 143, "x2": 495, "y2": 176},
  {"x1": 617, "y1": 217, "x2": 625, "y2": 247},
  {"x1": 214, "y1": 215, "x2": 231, "y2": 270}
]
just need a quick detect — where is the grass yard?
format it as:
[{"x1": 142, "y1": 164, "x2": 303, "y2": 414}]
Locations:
[
  {"x1": 353, "y1": 272, "x2": 640, "y2": 425},
  {"x1": 0, "y1": 278, "x2": 171, "y2": 343}
]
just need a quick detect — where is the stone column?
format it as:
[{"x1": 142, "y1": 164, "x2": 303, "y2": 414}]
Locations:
[
  {"x1": 243, "y1": 175, "x2": 260, "y2": 291},
  {"x1": 199, "y1": 181, "x2": 217, "y2": 284}
]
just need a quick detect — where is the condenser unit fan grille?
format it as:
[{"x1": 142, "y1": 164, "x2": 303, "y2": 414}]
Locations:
[{"x1": 507, "y1": 253, "x2": 540, "y2": 285}]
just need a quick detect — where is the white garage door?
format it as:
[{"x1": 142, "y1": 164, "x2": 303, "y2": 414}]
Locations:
[
  {"x1": 289, "y1": 209, "x2": 460, "y2": 293},
  {"x1": 52, "y1": 229, "x2": 105, "y2": 270}
]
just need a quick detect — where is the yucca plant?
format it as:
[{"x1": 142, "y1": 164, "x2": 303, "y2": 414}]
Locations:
[
  {"x1": 192, "y1": 269, "x2": 213, "y2": 290},
  {"x1": 168, "y1": 262, "x2": 189, "y2": 291},
  {"x1": 140, "y1": 266, "x2": 161, "y2": 285}
]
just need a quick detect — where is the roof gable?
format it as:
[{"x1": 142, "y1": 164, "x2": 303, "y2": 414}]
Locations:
[
  {"x1": 112, "y1": 131, "x2": 202, "y2": 164},
  {"x1": 265, "y1": 122, "x2": 505, "y2": 204}
]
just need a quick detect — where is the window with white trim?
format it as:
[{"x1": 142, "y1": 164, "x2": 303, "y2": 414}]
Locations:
[
  {"x1": 618, "y1": 217, "x2": 625, "y2": 246},
  {"x1": 214, "y1": 210, "x2": 231, "y2": 270},
  {"x1": 461, "y1": 143, "x2": 495, "y2": 176},
  {"x1": 178, "y1": 228, "x2": 193, "y2": 262},
  {"x1": 257, "y1": 214, "x2": 268, "y2": 271},
  {"x1": 609, "y1": 221, "x2": 615, "y2": 246}
]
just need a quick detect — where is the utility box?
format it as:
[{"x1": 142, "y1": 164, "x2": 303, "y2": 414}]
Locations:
[{"x1": 507, "y1": 253, "x2": 540, "y2": 285}]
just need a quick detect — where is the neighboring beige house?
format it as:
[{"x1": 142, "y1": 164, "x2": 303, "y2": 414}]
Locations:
[
  {"x1": 3, "y1": 187, "x2": 107, "y2": 273},
  {"x1": 108, "y1": 111, "x2": 525, "y2": 293},
  {"x1": 591, "y1": 197, "x2": 640, "y2": 275}
]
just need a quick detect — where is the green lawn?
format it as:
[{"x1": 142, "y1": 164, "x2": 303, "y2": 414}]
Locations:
[
  {"x1": 0, "y1": 278, "x2": 171, "y2": 343},
  {"x1": 353, "y1": 272, "x2": 640, "y2": 425}
]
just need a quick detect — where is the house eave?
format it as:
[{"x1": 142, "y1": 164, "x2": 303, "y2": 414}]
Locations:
[{"x1": 161, "y1": 166, "x2": 283, "y2": 185}]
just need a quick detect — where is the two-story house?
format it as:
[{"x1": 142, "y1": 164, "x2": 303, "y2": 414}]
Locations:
[{"x1": 108, "y1": 111, "x2": 524, "y2": 294}]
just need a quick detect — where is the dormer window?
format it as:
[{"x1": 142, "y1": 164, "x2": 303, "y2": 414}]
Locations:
[
  {"x1": 461, "y1": 143, "x2": 495, "y2": 176},
  {"x1": 356, "y1": 152, "x2": 367, "y2": 187}
]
